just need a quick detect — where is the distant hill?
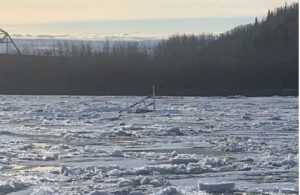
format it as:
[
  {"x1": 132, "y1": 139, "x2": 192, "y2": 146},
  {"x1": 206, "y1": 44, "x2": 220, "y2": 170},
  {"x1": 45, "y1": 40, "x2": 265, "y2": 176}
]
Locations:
[{"x1": 0, "y1": 3, "x2": 298, "y2": 96}]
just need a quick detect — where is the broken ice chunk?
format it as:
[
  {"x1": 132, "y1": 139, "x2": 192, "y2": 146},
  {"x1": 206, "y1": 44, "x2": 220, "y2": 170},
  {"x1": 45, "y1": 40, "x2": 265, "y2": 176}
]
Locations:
[
  {"x1": 129, "y1": 191, "x2": 144, "y2": 195},
  {"x1": 281, "y1": 158, "x2": 297, "y2": 167},
  {"x1": 170, "y1": 157, "x2": 198, "y2": 164},
  {"x1": 118, "y1": 179, "x2": 133, "y2": 187},
  {"x1": 115, "y1": 130, "x2": 132, "y2": 137},
  {"x1": 110, "y1": 150, "x2": 124, "y2": 157},
  {"x1": 0, "y1": 179, "x2": 28, "y2": 194},
  {"x1": 156, "y1": 186, "x2": 181, "y2": 195},
  {"x1": 107, "y1": 169, "x2": 122, "y2": 176},
  {"x1": 171, "y1": 151, "x2": 178, "y2": 157},
  {"x1": 88, "y1": 191, "x2": 109, "y2": 195},
  {"x1": 166, "y1": 127, "x2": 184, "y2": 136},
  {"x1": 198, "y1": 182, "x2": 235, "y2": 193}
]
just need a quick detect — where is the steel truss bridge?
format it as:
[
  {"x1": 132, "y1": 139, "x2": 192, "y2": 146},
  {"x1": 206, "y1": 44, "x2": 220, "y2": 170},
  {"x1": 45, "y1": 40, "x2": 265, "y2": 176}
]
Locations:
[{"x1": 0, "y1": 29, "x2": 21, "y2": 55}]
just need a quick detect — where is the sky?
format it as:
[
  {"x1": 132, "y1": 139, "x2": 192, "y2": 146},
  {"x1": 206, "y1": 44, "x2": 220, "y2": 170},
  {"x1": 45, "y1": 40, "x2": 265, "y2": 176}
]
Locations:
[{"x1": 0, "y1": 0, "x2": 297, "y2": 39}]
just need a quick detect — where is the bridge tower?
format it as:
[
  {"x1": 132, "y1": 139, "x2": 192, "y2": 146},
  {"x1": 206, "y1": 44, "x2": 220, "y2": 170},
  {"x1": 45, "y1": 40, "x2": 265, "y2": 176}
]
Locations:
[{"x1": 0, "y1": 29, "x2": 21, "y2": 55}]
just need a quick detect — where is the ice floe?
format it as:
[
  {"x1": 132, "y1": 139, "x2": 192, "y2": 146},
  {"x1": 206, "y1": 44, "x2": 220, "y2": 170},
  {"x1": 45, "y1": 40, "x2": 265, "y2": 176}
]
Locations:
[{"x1": 198, "y1": 182, "x2": 235, "y2": 193}]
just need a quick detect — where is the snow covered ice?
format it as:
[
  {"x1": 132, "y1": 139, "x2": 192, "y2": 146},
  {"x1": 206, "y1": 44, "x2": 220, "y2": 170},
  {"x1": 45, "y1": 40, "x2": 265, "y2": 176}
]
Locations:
[{"x1": 0, "y1": 95, "x2": 298, "y2": 194}]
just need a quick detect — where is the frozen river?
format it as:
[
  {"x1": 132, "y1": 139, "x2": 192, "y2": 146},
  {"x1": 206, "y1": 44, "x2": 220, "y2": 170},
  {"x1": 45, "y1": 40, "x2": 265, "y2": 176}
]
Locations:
[{"x1": 0, "y1": 96, "x2": 298, "y2": 194}]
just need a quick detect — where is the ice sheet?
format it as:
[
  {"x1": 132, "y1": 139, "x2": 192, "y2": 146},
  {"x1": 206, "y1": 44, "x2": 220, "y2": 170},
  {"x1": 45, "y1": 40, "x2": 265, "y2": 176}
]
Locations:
[{"x1": 0, "y1": 95, "x2": 298, "y2": 194}]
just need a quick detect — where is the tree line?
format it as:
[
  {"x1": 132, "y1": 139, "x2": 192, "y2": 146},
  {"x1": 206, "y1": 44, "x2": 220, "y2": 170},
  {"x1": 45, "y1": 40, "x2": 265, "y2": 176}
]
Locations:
[{"x1": 0, "y1": 3, "x2": 298, "y2": 96}]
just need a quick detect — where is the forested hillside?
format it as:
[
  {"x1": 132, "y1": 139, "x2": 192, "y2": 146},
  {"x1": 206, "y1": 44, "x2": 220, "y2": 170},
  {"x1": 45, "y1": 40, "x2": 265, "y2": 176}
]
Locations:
[{"x1": 0, "y1": 3, "x2": 298, "y2": 96}]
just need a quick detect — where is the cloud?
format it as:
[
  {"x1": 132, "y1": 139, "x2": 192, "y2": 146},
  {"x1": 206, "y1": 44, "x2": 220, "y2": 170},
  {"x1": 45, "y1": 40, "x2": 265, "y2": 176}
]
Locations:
[
  {"x1": 0, "y1": 0, "x2": 297, "y2": 25},
  {"x1": 6, "y1": 16, "x2": 256, "y2": 40}
]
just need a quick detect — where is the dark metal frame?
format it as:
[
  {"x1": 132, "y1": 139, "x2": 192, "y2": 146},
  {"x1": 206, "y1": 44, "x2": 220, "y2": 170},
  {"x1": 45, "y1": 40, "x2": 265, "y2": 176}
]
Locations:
[
  {"x1": 119, "y1": 85, "x2": 156, "y2": 113},
  {"x1": 0, "y1": 29, "x2": 21, "y2": 55}
]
